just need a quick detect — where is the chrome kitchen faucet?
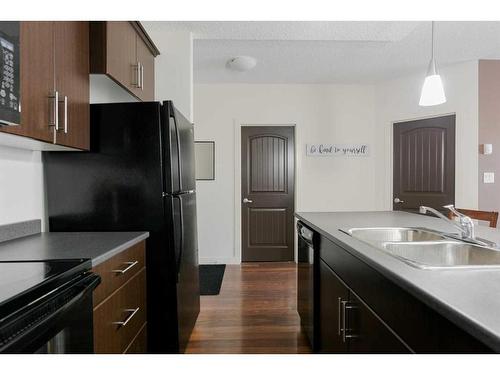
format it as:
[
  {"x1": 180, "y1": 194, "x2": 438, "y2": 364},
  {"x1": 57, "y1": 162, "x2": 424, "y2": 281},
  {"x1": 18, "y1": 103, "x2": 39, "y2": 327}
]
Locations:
[
  {"x1": 419, "y1": 205, "x2": 474, "y2": 240},
  {"x1": 419, "y1": 204, "x2": 497, "y2": 248}
]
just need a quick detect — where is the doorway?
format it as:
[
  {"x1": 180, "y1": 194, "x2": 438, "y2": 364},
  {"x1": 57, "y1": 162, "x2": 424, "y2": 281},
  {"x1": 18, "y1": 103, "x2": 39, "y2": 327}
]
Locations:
[
  {"x1": 393, "y1": 114, "x2": 456, "y2": 212},
  {"x1": 240, "y1": 126, "x2": 295, "y2": 262}
]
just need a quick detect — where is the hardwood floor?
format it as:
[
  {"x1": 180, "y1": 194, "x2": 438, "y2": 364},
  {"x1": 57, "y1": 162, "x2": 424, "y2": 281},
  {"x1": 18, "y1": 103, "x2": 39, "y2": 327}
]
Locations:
[{"x1": 185, "y1": 262, "x2": 312, "y2": 354}]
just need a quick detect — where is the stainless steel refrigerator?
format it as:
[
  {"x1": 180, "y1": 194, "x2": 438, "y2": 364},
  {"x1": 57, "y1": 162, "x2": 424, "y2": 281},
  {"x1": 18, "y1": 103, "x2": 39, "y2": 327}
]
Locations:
[{"x1": 43, "y1": 100, "x2": 200, "y2": 353}]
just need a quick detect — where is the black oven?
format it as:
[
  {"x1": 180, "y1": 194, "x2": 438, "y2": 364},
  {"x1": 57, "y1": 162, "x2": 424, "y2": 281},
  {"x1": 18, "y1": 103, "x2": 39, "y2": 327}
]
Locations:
[
  {"x1": 0, "y1": 21, "x2": 20, "y2": 126},
  {"x1": 0, "y1": 260, "x2": 100, "y2": 354}
]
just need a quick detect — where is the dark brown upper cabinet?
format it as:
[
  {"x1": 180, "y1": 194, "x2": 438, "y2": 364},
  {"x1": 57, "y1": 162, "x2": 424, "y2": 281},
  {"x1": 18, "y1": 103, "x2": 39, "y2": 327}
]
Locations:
[
  {"x1": 0, "y1": 21, "x2": 90, "y2": 150},
  {"x1": 90, "y1": 22, "x2": 159, "y2": 102},
  {"x1": 54, "y1": 22, "x2": 90, "y2": 150},
  {"x1": 1, "y1": 22, "x2": 55, "y2": 144},
  {"x1": 135, "y1": 35, "x2": 155, "y2": 101}
]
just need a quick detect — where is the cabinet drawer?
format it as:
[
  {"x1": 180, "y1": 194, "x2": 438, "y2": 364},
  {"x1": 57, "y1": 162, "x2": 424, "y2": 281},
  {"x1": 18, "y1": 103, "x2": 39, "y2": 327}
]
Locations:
[
  {"x1": 93, "y1": 241, "x2": 145, "y2": 307},
  {"x1": 93, "y1": 268, "x2": 147, "y2": 354},
  {"x1": 124, "y1": 323, "x2": 147, "y2": 354}
]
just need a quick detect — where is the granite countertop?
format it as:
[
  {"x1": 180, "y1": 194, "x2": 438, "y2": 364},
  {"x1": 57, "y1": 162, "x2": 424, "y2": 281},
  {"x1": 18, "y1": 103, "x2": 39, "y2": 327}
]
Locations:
[
  {"x1": 295, "y1": 210, "x2": 500, "y2": 352},
  {"x1": 0, "y1": 230, "x2": 149, "y2": 267}
]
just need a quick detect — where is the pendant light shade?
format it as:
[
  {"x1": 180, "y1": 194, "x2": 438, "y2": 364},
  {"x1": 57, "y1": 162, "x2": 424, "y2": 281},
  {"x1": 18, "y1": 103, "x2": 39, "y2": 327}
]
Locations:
[{"x1": 419, "y1": 22, "x2": 446, "y2": 107}]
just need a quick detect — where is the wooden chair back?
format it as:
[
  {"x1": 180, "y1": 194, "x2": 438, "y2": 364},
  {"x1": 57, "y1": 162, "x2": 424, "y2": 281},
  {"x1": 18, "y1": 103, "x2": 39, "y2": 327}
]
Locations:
[{"x1": 447, "y1": 209, "x2": 499, "y2": 228}]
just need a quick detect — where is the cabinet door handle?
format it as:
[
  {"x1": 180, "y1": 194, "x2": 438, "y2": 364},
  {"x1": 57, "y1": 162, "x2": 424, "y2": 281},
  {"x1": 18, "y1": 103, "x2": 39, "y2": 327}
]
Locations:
[
  {"x1": 342, "y1": 302, "x2": 359, "y2": 342},
  {"x1": 113, "y1": 307, "x2": 140, "y2": 327},
  {"x1": 133, "y1": 63, "x2": 141, "y2": 88},
  {"x1": 48, "y1": 91, "x2": 59, "y2": 131},
  {"x1": 338, "y1": 297, "x2": 343, "y2": 336},
  {"x1": 341, "y1": 300, "x2": 347, "y2": 342},
  {"x1": 58, "y1": 95, "x2": 68, "y2": 134},
  {"x1": 138, "y1": 62, "x2": 142, "y2": 88},
  {"x1": 140, "y1": 63, "x2": 144, "y2": 90},
  {"x1": 112, "y1": 260, "x2": 139, "y2": 274}
]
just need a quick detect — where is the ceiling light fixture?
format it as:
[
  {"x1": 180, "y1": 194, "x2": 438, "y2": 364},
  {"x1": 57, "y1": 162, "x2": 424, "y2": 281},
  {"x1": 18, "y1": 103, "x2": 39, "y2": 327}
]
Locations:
[
  {"x1": 226, "y1": 56, "x2": 257, "y2": 72},
  {"x1": 419, "y1": 21, "x2": 446, "y2": 107}
]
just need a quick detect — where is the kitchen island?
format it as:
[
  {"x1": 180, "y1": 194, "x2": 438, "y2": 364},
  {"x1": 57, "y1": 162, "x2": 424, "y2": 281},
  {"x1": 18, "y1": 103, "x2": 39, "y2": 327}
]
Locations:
[{"x1": 296, "y1": 211, "x2": 500, "y2": 353}]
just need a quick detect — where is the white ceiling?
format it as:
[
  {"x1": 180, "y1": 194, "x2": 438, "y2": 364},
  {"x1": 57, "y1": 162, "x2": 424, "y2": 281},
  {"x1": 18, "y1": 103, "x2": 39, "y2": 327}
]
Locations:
[{"x1": 144, "y1": 21, "x2": 500, "y2": 84}]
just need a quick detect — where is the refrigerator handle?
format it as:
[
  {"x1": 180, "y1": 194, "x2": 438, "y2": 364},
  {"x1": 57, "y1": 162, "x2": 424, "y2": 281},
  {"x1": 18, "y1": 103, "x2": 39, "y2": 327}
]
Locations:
[
  {"x1": 172, "y1": 108, "x2": 183, "y2": 192},
  {"x1": 176, "y1": 195, "x2": 184, "y2": 282}
]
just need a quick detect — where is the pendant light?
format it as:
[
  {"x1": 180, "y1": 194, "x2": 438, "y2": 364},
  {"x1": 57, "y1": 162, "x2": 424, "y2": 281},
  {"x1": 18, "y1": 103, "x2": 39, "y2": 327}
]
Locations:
[{"x1": 419, "y1": 21, "x2": 446, "y2": 106}]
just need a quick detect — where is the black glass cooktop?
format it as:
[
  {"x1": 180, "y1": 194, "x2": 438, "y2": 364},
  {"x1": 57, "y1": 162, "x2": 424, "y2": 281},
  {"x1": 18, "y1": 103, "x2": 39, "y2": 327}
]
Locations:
[{"x1": 0, "y1": 259, "x2": 90, "y2": 311}]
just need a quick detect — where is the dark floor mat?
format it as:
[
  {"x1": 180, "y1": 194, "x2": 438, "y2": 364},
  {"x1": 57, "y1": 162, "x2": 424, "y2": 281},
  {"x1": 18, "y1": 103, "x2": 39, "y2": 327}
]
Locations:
[{"x1": 199, "y1": 264, "x2": 226, "y2": 295}]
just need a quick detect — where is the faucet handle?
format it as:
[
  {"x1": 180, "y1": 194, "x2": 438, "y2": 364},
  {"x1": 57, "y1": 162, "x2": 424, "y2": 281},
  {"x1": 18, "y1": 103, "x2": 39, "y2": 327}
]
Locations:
[
  {"x1": 443, "y1": 204, "x2": 462, "y2": 217},
  {"x1": 444, "y1": 205, "x2": 474, "y2": 224}
]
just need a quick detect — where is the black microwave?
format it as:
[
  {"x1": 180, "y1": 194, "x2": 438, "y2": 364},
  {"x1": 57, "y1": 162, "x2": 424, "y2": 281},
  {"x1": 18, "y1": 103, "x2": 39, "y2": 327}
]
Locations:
[{"x1": 0, "y1": 22, "x2": 20, "y2": 126}]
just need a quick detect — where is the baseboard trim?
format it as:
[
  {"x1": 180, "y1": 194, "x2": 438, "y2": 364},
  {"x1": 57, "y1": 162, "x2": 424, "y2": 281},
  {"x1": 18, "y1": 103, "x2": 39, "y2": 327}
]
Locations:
[{"x1": 199, "y1": 257, "x2": 240, "y2": 265}]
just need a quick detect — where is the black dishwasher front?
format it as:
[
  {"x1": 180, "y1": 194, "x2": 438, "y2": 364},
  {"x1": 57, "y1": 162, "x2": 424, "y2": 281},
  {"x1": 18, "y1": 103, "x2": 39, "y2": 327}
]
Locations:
[{"x1": 297, "y1": 221, "x2": 317, "y2": 351}]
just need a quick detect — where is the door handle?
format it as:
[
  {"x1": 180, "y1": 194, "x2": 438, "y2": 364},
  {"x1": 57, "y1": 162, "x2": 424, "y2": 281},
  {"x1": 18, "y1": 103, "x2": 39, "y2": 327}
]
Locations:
[
  {"x1": 243, "y1": 198, "x2": 253, "y2": 203},
  {"x1": 394, "y1": 197, "x2": 405, "y2": 204}
]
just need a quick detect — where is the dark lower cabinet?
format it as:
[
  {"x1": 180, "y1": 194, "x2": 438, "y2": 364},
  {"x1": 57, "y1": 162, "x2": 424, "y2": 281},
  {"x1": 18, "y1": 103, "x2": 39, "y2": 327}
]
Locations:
[
  {"x1": 313, "y1": 229, "x2": 493, "y2": 353},
  {"x1": 318, "y1": 260, "x2": 348, "y2": 353},
  {"x1": 319, "y1": 259, "x2": 409, "y2": 353},
  {"x1": 347, "y1": 293, "x2": 410, "y2": 353}
]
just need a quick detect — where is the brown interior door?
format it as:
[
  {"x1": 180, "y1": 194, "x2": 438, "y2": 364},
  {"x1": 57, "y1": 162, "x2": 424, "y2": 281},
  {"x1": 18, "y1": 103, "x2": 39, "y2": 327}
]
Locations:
[
  {"x1": 393, "y1": 115, "x2": 455, "y2": 212},
  {"x1": 241, "y1": 126, "x2": 295, "y2": 262},
  {"x1": 54, "y1": 21, "x2": 89, "y2": 150}
]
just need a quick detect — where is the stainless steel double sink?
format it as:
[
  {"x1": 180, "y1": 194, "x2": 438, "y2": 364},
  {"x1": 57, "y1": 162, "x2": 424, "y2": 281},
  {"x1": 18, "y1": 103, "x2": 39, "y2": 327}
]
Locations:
[{"x1": 343, "y1": 227, "x2": 500, "y2": 270}]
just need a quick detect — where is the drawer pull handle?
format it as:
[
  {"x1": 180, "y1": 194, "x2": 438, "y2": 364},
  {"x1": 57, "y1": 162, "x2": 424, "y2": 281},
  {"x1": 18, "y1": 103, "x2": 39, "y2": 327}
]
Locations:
[
  {"x1": 112, "y1": 261, "x2": 139, "y2": 274},
  {"x1": 113, "y1": 308, "x2": 140, "y2": 327}
]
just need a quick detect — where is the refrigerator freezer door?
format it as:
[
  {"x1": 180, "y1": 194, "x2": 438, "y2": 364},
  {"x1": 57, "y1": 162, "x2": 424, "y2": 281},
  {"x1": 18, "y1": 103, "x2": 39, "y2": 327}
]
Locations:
[
  {"x1": 162, "y1": 102, "x2": 196, "y2": 194},
  {"x1": 165, "y1": 192, "x2": 200, "y2": 353}
]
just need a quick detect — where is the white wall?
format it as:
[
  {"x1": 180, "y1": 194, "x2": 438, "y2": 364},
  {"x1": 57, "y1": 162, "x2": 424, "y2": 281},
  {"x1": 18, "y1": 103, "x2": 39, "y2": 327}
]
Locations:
[
  {"x1": 147, "y1": 30, "x2": 194, "y2": 121},
  {"x1": 194, "y1": 84, "x2": 377, "y2": 264},
  {"x1": 374, "y1": 61, "x2": 479, "y2": 210},
  {"x1": 90, "y1": 75, "x2": 138, "y2": 104},
  {"x1": 0, "y1": 146, "x2": 45, "y2": 229},
  {"x1": 195, "y1": 61, "x2": 480, "y2": 264}
]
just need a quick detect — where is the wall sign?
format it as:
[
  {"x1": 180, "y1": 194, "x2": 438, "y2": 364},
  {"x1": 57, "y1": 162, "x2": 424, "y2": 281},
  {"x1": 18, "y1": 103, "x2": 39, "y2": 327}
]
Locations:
[{"x1": 306, "y1": 144, "x2": 369, "y2": 157}]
